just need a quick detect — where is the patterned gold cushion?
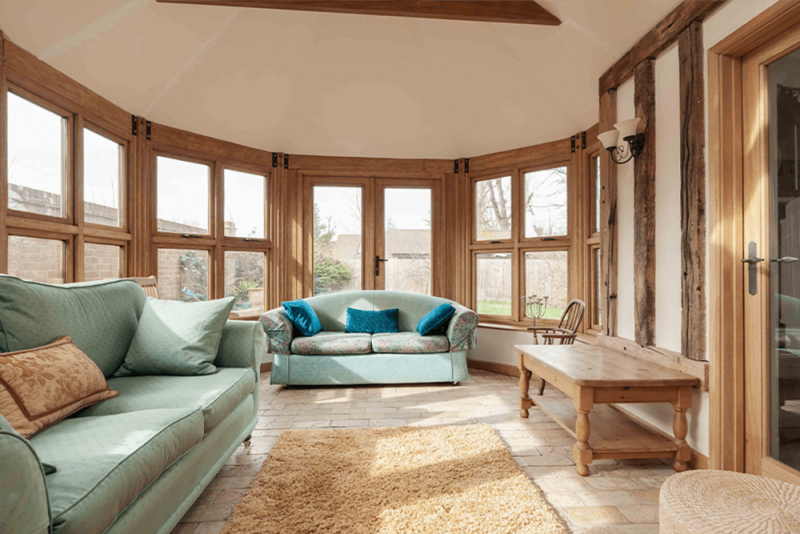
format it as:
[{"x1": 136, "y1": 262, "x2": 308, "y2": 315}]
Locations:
[{"x1": 0, "y1": 336, "x2": 118, "y2": 438}]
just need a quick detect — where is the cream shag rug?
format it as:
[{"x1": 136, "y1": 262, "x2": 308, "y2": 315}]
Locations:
[{"x1": 221, "y1": 424, "x2": 568, "y2": 534}]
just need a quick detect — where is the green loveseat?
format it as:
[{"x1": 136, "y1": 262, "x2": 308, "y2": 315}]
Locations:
[
  {"x1": 261, "y1": 291, "x2": 478, "y2": 386},
  {"x1": 0, "y1": 275, "x2": 264, "y2": 534}
]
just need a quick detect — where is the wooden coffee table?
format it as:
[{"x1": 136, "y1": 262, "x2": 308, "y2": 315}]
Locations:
[{"x1": 517, "y1": 343, "x2": 701, "y2": 476}]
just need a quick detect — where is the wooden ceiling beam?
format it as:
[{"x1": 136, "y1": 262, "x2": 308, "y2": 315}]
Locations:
[
  {"x1": 155, "y1": 0, "x2": 561, "y2": 26},
  {"x1": 599, "y1": 0, "x2": 729, "y2": 95}
]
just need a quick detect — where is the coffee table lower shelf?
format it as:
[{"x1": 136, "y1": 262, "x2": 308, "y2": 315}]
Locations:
[{"x1": 533, "y1": 396, "x2": 677, "y2": 461}]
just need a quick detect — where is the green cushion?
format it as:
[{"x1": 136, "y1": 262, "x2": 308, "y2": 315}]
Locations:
[
  {"x1": 80, "y1": 368, "x2": 255, "y2": 434},
  {"x1": 30, "y1": 408, "x2": 203, "y2": 534},
  {"x1": 0, "y1": 275, "x2": 145, "y2": 377},
  {"x1": 116, "y1": 297, "x2": 235, "y2": 377}
]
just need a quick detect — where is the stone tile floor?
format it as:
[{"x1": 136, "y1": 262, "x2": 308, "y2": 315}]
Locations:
[{"x1": 174, "y1": 369, "x2": 671, "y2": 534}]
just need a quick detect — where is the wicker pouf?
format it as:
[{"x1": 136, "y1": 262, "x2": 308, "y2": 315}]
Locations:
[{"x1": 659, "y1": 470, "x2": 800, "y2": 533}]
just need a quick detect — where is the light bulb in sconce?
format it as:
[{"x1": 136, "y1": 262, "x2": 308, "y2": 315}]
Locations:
[
  {"x1": 599, "y1": 116, "x2": 645, "y2": 165},
  {"x1": 597, "y1": 130, "x2": 619, "y2": 150},
  {"x1": 614, "y1": 117, "x2": 641, "y2": 141}
]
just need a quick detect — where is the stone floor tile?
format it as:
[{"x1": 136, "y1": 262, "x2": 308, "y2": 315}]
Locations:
[
  {"x1": 617, "y1": 504, "x2": 659, "y2": 524},
  {"x1": 193, "y1": 522, "x2": 227, "y2": 534},
  {"x1": 576, "y1": 490, "x2": 641, "y2": 506},
  {"x1": 564, "y1": 506, "x2": 629, "y2": 526},
  {"x1": 170, "y1": 523, "x2": 197, "y2": 534},
  {"x1": 631, "y1": 489, "x2": 660, "y2": 504}
]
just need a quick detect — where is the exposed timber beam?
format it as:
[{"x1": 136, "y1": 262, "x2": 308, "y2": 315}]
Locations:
[{"x1": 155, "y1": 0, "x2": 562, "y2": 26}]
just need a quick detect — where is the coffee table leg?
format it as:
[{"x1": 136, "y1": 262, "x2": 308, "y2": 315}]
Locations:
[
  {"x1": 518, "y1": 352, "x2": 533, "y2": 418},
  {"x1": 573, "y1": 387, "x2": 594, "y2": 476},
  {"x1": 671, "y1": 386, "x2": 692, "y2": 472}
]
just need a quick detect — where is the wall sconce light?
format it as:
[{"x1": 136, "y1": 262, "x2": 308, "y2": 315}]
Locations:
[{"x1": 598, "y1": 117, "x2": 645, "y2": 165}]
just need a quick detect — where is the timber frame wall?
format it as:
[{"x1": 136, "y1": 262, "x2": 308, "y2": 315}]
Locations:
[{"x1": 0, "y1": 31, "x2": 600, "y2": 332}]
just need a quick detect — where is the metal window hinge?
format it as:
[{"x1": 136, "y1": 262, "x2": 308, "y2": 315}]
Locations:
[
  {"x1": 272, "y1": 153, "x2": 278, "y2": 167},
  {"x1": 284, "y1": 154, "x2": 289, "y2": 169},
  {"x1": 464, "y1": 158, "x2": 469, "y2": 173},
  {"x1": 243, "y1": 238, "x2": 260, "y2": 243},
  {"x1": 571, "y1": 135, "x2": 576, "y2": 153},
  {"x1": 131, "y1": 115, "x2": 138, "y2": 136},
  {"x1": 180, "y1": 234, "x2": 203, "y2": 239},
  {"x1": 582, "y1": 131, "x2": 586, "y2": 150},
  {"x1": 454, "y1": 159, "x2": 459, "y2": 174},
  {"x1": 146, "y1": 121, "x2": 151, "y2": 141}
]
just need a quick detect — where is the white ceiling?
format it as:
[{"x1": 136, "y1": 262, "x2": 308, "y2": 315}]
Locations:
[{"x1": 0, "y1": 0, "x2": 683, "y2": 159}]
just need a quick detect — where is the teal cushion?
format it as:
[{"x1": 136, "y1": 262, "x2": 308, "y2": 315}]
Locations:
[
  {"x1": 115, "y1": 297, "x2": 235, "y2": 377},
  {"x1": 0, "y1": 275, "x2": 145, "y2": 377},
  {"x1": 30, "y1": 408, "x2": 203, "y2": 534},
  {"x1": 281, "y1": 300, "x2": 322, "y2": 337},
  {"x1": 345, "y1": 308, "x2": 399, "y2": 334},
  {"x1": 80, "y1": 368, "x2": 254, "y2": 434},
  {"x1": 417, "y1": 303, "x2": 456, "y2": 335}
]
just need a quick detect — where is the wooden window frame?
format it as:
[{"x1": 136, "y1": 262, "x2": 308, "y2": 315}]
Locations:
[
  {"x1": 149, "y1": 143, "x2": 273, "y2": 309},
  {"x1": 470, "y1": 159, "x2": 572, "y2": 327},
  {"x1": 152, "y1": 150, "x2": 215, "y2": 239},
  {"x1": 7, "y1": 229, "x2": 73, "y2": 283},
  {"x1": 83, "y1": 238, "x2": 128, "y2": 281},
  {"x1": 82, "y1": 121, "x2": 129, "y2": 234},
  {"x1": 471, "y1": 170, "x2": 516, "y2": 246},
  {"x1": 519, "y1": 161, "x2": 571, "y2": 244},
  {"x1": 6, "y1": 82, "x2": 74, "y2": 226}
]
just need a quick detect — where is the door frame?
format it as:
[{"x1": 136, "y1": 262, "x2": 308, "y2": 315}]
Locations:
[
  {"x1": 374, "y1": 178, "x2": 444, "y2": 296},
  {"x1": 709, "y1": 0, "x2": 800, "y2": 482}
]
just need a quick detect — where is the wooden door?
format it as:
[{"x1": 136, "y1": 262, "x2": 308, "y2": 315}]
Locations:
[
  {"x1": 373, "y1": 179, "x2": 442, "y2": 295},
  {"x1": 742, "y1": 23, "x2": 800, "y2": 485}
]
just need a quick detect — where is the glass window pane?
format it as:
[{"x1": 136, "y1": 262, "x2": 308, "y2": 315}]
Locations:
[
  {"x1": 524, "y1": 166, "x2": 568, "y2": 238},
  {"x1": 84, "y1": 243, "x2": 122, "y2": 282},
  {"x1": 225, "y1": 251, "x2": 266, "y2": 316},
  {"x1": 313, "y1": 186, "x2": 362, "y2": 295},
  {"x1": 594, "y1": 157, "x2": 601, "y2": 233},
  {"x1": 157, "y1": 249, "x2": 209, "y2": 301},
  {"x1": 7, "y1": 236, "x2": 65, "y2": 284},
  {"x1": 594, "y1": 248, "x2": 602, "y2": 325},
  {"x1": 157, "y1": 156, "x2": 209, "y2": 234},
  {"x1": 475, "y1": 176, "x2": 511, "y2": 241},
  {"x1": 84, "y1": 129, "x2": 123, "y2": 227},
  {"x1": 524, "y1": 251, "x2": 568, "y2": 320},
  {"x1": 224, "y1": 170, "x2": 266, "y2": 239},
  {"x1": 8, "y1": 92, "x2": 67, "y2": 217},
  {"x1": 384, "y1": 188, "x2": 431, "y2": 295},
  {"x1": 476, "y1": 252, "x2": 512, "y2": 316}
]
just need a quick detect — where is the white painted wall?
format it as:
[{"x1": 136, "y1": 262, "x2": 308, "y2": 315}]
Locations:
[
  {"x1": 654, "y1": 44, "x2": 683, "y2": 354},
  {"x1": 616, "y1": 77, "x2": 637, "y2": 341}
]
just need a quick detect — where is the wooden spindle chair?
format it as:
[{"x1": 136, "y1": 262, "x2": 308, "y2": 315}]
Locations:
[{"x1": 527, "y1": 299, "x2": 586, "y2": 395}]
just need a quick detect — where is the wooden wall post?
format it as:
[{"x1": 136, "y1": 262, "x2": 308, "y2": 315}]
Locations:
[
  {"x1": 634, "y1": 59, "x2": 656, "y2": 346},
  {"x1": 600, "y1": 90, "x2": 618, "y2": 337},
  {"x1": 0, "y1": 33, "x2": 7, "y2": 275},
  {"x1": 679, "y1": 21, "x2": 707, "y2": 361}
]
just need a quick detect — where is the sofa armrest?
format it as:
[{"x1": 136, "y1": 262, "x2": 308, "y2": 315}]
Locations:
[
  {"x1": 260, "y1": 307, "x2": 294, "y2": 354},
  {"x1": 215, "y1": 320, "x2": 265, "y2": 380},
  {"x1": 0, "y1": 415, "x2": 51, "y2": 534},
  {"x1": 447, "y1": 304, "x2": 479, "y2": 352}
]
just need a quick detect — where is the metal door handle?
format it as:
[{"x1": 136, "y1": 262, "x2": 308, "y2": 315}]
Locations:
[
  {"x1": 772, "y1": 256, "x2": 799, "y2": 263},
  {"x1": 742, "y1": 256, "x2": 765, "y2": 264},
  {"x1": 745, "y1": 241, "x2": 762, "y2": 295},
  {"x1": 375, "y1": 256, "x2": 389, "y2": 276}
]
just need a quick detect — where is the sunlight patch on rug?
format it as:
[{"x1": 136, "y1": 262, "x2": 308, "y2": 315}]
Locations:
[{"x1": 221, "y1": 424, "x2": 568, "y2": 534}]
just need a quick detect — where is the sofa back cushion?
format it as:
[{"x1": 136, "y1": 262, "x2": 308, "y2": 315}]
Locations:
[
  {"x1": 0, "y1": 276, "x2": 145, "y2": 377},
  {"x1": 300, "y1": 291, "x2": 454, "y2": 333},
  {"x1": 372, "y1": 291, "x2": 453, "y2": 333},
  {"x1": 304, "y1": 292, "x2": 373, "y2": 332}
]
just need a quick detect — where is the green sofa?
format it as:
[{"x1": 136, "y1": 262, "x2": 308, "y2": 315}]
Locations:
[
  {"x1": 261, "y1": 291, "x2": 478, "y2": 386},
  {"x1": 0, "y1": 275, "x2": 264, "y2": 534}
]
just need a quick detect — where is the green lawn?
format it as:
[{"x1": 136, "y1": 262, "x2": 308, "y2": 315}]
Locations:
[{"x1": 477, "y1": 300, "x2": 565, "y2": 320}]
